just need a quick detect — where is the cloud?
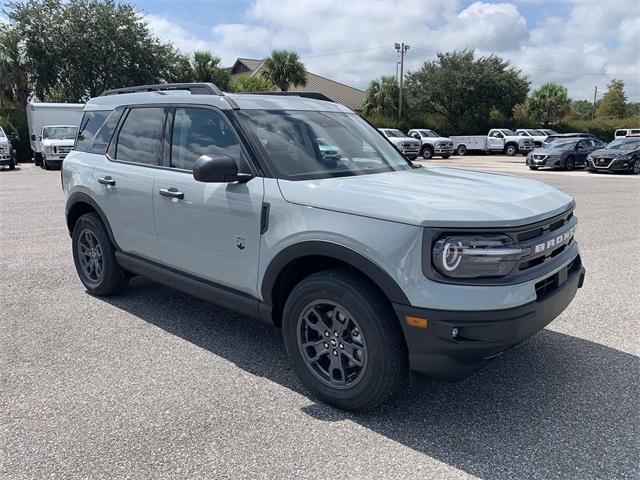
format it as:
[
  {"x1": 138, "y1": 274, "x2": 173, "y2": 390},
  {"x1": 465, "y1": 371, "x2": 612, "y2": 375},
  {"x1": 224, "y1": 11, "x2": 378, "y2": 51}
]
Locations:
[{"x1": 144, "y1": 1, "x2": 640, "y2": 101}]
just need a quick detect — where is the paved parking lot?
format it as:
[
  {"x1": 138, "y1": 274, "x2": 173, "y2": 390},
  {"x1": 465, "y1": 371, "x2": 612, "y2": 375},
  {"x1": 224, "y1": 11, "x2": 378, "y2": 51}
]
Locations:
[{"x1": 1, "y1": 159, "x2": 638, "y2": 480}]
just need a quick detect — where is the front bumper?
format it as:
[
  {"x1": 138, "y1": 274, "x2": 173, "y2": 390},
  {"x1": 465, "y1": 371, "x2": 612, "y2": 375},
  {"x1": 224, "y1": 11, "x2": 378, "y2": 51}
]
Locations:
[
  {"x1": 0, "y1": 153, "x2": 11, "y2": 165},
  {"x1": 44, "y1": 154, "x2": 67, "y2": 165},
  {"x1": 393, "y1": 255, "x2": 585, "y2": 381},
  {"x1": 434, "y1": 146, "x2": 454, "y2": 155},
  {"x1": 527, "y1": 155, "x2": 563, "y2": 168},
  {"x1": 587, "y1": 158, "x2": 634, "y2": 172}
]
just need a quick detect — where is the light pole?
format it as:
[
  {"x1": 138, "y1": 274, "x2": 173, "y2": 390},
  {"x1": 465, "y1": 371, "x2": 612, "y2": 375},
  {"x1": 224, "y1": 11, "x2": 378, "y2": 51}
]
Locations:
[{"x1": 395, "y1": 42, "x2": 409, "y2": 120}]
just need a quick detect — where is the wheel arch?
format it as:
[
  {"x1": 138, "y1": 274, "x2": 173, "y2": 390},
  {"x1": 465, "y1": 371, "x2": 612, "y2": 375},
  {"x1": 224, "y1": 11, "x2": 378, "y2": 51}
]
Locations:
[
  {"x1": 66, "y1": 192, "x2": 119, "y2": 248},
  {"x1": 261, "y1": 241, "x2": 409, "y2": 325}
]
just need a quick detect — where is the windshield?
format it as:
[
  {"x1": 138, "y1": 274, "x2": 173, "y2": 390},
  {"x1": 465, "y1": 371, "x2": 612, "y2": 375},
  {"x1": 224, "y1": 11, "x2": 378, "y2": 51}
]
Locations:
[
  {"x1": 383, "y1": 129, "x2": 406, "y2": 138},
  {"x1": 0, "y1": 128, "x2": 5, "y2": 139},
  {"x1": 527, "y1": 129, "x2": 544, "y2": 136},
  {"x1": 501, "y1": 129, "x2": 517, "y2": 136},
  {"x1": 419, "y1": 129, "x2": 439, "y2": 137},
  {"x1": 43, "y1": 126, "x2": 78, "y2": 140},
  {"x1": 546, "y1": 139, "x2": 578, "y2": 149},
  {"x1": 542, "y1": 129, "x2": 557, "y2": 135},
  {"x1": 238, "y1": 110, "x2": 412, "y2": 180},
  {"x1": 606, "y1": 139, "x2": 640, "y2": 150}
]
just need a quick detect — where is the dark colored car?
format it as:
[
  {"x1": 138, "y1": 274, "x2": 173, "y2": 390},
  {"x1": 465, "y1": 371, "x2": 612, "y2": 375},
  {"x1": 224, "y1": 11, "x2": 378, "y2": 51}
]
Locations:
[
  {"x1": 586, "y1": 137, "x2": 640, "y2": 174},
  {"x1": 526, "y1": 137, "x2": 605, "y2": 171},
  {"x1": 543, "y1": 133, "x2": 596, "y2": 146}
]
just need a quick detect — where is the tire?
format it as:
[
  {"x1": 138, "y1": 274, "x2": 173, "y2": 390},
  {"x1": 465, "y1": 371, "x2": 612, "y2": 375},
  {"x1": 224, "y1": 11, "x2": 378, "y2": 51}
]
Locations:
[
  {"x1": 282, "y1": 269, "x2": 408, "y2": 411},
  {"x1": 72, "y1": 212, "x2": 129, "y2": 296},
  {"x1": 441, "y1": 154, "x2": 451, "y2": 159},
  {"x1": 34, "y1": 152, "x2": 42, "y2": 166},
  {"x1": 632, "y1": 161, "x2": 640, "y2": 175},
  {"x1": 456, "y1": 144, "x2": 467, "y2": 156},
  {"x1": 9, "y1": 153, "x2": 15, "y2": 170},
  {"x1": 505, "y1": 144, "x2": 518, "y2": 156},
  {"x1": 529, "y1": 166, "x2": 538, "y2": 170},
  {"x1": 42, "y1": 157, "x2": 48, "y2": 170},
  {"x1": 421, "y1": 146, "x2": 433, "y2": 160},
  {"x1": 565, "y1": 156, "x2": 575, "y2": 171}
]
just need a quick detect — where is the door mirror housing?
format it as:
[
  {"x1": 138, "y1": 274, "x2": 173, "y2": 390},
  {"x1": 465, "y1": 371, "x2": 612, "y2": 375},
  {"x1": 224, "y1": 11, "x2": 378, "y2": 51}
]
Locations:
[{"x1": 192, "y1": 154, "x2": 253, "y2": 183}]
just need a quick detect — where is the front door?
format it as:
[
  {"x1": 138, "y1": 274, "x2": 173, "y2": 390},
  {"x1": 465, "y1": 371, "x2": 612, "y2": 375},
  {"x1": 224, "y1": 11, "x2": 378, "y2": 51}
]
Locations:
[
  {"x1": 153, "y1": 106, "x2": 264, "y2": 296},
  {"x1": 488, "y1": 131, "x2": 504, "y2": 150}
]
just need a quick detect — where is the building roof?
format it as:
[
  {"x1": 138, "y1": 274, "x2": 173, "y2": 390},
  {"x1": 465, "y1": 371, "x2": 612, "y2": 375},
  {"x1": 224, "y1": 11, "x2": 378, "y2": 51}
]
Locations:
[{"x1": 229, "y1": 58, "x2": 366, "y2": 112}]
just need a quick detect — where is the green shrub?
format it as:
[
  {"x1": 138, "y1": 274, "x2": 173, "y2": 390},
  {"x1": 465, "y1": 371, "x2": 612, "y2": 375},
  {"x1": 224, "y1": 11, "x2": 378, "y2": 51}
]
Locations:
[{"x1": 555, "y1": 115, "x2": 640, "y2": 141}]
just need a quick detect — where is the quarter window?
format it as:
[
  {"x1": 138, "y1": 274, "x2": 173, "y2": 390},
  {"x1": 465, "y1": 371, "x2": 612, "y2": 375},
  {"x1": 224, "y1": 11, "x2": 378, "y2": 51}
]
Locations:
[
  {"x1": 115, "y1": 107, "x2": 165, "y2": 165},
  {"x1": 76, "y1": 111, "x2": 109, "y2": 152},
  {"x1": 170, "y1": 107, "x2": 243, "y2": 171}
]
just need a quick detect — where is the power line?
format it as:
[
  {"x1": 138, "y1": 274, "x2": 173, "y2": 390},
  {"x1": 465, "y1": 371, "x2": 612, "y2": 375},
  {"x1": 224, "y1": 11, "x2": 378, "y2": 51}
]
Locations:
[{"x1": 300, "y1": 45, "x2": 391, "y2": 60}]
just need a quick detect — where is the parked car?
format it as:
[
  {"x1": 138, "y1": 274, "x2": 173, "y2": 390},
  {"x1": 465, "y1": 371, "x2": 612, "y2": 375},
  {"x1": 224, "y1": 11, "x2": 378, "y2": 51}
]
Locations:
[
  {"x1": 0, "y1": 127, "x2": 17, "y2": 170},
  {"x1": 378, "y1": 128, "x2": 420, "y2": 160},
  {"x1": 540, "y1": 129, "x2": 558, "y2": 136},
  {"x1": 515, "y1": 129, "x2": 548, "y2": 147},
  {"x1": 63, "y1": 82, "x2": 586, "y2": 411},
  {"x1": 526, "y1": 137, "x2": 605, "y2": 170},
  {"x1": 451, "y1": 129, "x2": 535, "y2": 156},
  {"x1": 543, "y1": 133, "x2": 596, "y2": 146},
  {"x1": 27, "y1": 102, "x2": 84, "y2": 166},
  {"x1": 316, "y1": 137, "x2": 341, "y2": 161},
  {"x1": 614, "y1": 128, "x2": 640, "y2": 139},
  {"x1": 38, "y1": 125, "x2": 78, "y2": 170},
  {"x1": 406, "y1": 128, "x2": 453, "y2": 159},
  {"x1": 586, "y1": 137, "x2": 640, "y2": 174}
]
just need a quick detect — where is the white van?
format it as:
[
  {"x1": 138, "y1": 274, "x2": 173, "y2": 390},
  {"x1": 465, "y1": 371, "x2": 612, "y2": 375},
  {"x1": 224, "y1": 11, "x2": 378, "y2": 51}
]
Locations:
[{"x1": 614, "y1": 128, "x2": 640, "y2": 139}]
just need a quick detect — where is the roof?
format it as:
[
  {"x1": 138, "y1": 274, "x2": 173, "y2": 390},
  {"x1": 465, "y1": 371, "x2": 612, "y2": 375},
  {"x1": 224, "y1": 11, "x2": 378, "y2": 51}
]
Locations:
[
  {"x1": 229, "y1": 57, "x2": 366, "y2": 112},
  {"x1": 84, "y1": 89, "x2": 352, "y2": 113}
]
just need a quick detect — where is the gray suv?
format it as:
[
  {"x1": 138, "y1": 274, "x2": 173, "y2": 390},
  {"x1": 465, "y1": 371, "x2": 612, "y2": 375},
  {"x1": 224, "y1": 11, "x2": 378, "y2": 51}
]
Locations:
[{"x1": 63, "y1": 83, "x2": 586, "y2": 411}]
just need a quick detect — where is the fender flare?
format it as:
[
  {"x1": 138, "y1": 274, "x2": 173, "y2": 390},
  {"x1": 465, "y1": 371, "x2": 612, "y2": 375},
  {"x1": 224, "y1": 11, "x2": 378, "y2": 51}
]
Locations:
[
  {"x1": 261, "y1": 241, "x2": 410, "y2": 306},
  {"x1": 66, "y1": 192, "x2": 119, "y2": 248}
]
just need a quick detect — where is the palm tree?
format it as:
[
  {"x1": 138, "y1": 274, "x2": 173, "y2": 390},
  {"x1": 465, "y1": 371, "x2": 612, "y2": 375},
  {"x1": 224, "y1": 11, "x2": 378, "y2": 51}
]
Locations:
[
  {"x1": 526, "y1": 83, "x2": 571, "y2": 127},
  {"x1": 174, "y1": 51, "x2": 230, "y2": 91},
  {"x1": 230, "y1": 75, "x2": 275, "y2": 92},
  {"x1": 261, "y1": 50, "x2": 307, "y2": 92},
  {"x1": 363, "y1": 76, "x2": 400, "y2": 117}
]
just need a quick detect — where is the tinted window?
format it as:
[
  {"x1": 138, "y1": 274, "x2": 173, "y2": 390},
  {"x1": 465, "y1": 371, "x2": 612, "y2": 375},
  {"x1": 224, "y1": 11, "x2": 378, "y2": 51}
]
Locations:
[
  {"x1": 171, "y1": 108, "x2": 243, "y2": 171},
  {"x1": 115, "y1": 107, "x2": 165, "y2": 165},
  {"x1": 90, "y1": 109, "x2": 124, "y2": 154},
  {"x1": 76, "y1": 111, "x2": 109, "y2": 152}
]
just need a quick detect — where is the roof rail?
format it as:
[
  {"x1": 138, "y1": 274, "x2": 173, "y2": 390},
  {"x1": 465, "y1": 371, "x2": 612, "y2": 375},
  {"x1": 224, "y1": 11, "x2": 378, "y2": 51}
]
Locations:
[
  {"x1": 236, "y1": 91, "x2": 335, "y2": 103},
  {"x1": 100, "y1": 82, "x2": 222, "y2": 97}
]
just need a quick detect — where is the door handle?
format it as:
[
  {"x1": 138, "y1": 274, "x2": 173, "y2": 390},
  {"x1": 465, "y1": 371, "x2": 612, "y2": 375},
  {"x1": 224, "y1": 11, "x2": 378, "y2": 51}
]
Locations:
[
  {"x1": 97, "y1": 176, "x2": 115, "y2": 186},
  {"x1": 159, "y1": 188, "x2": 184, "y2": 200}
]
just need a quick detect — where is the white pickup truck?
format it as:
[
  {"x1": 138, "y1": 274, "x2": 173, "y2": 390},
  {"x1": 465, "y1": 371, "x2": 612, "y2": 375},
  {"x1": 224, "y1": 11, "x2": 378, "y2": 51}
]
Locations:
[
  {"x1": 451, "y1": 129, "x2": 535, "y2": 156},
  {"x1": 515, "y1": 129, "x2": 548, "y2": 147},
  {"x1": 407, "y1": 129, "x2": 454, "y2": 159}
]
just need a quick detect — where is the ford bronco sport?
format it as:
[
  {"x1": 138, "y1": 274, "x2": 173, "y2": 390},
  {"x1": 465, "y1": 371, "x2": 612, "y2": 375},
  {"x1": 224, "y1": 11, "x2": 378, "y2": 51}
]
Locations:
[{"x1": 63, "y1": 83, "x2": 586, "y2": 411}]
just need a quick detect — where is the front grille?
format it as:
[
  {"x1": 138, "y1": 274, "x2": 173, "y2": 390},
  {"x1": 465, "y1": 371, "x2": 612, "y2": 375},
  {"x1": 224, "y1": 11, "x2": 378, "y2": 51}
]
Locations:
[
  {"x1": 594, "y1": 157, "x2": 614, "y2": 168},
  {"x1": 56, "y1": 146, "x2": 73, "y2": 154}
]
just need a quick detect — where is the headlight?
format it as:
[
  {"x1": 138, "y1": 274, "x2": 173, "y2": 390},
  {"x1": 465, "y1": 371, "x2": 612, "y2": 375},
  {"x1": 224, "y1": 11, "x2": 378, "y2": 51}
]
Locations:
[
  {"x1": 616, "y1": 154, "x2": 631, "y2": 161},
  {"x1": 586, "y1": 154, "x2": 593, "y2": 162},
  {"x1": 432, "y1": 234, "x2": 523, "y2": 278},
  {"x1": 44, "y1": 145, "x2": 54, "y2": 154}
]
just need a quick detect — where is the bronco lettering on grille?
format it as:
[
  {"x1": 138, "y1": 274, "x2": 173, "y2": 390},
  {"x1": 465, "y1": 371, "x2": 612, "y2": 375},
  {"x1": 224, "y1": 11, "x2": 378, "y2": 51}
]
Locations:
[{"x1": 533, "y1": 226, "x2": 576, "y2": 254}]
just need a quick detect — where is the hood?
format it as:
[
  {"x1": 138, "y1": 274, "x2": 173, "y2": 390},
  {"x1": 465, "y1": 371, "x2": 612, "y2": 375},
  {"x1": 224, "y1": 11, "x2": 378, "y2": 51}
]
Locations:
[
  {"x1": 388, "y1": 136, "x2": 418, "y2": 144},
  {"x1": 277, "y1": 166, "x2": 574, "y2": 228},
  {"x1": 42, "y1": 138, "x2": 75, "y2": 146},
  {"x1": 0, "y1": 138, "x2": 8, "y2": 145},
  {"x1": 531, "y1": 147, "x2": 568, "y2": 156},
  {"x1": 591, "y1": 148, "x2": 634, "y2": 157}
]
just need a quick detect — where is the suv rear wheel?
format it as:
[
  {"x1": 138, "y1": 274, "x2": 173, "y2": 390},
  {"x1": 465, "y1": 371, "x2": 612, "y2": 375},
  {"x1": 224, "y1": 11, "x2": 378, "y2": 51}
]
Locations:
[
  {"x1": 282, "y1": 269, "x2": 408, "y2": 411},
  {"x1": 72, "y1": 212, "x2": 129, "y2": 296}
]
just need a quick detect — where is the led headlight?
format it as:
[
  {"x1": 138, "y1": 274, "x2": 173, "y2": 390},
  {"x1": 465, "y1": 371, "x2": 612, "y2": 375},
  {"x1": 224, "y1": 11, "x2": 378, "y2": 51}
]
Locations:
[{"x1": 432, "y1": 234, "x2": 523, "y2": 278}]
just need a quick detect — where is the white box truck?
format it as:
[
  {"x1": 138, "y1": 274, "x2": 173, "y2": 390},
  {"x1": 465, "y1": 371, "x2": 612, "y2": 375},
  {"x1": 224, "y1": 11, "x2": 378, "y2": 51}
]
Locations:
[{"x1": 26, "y1": 102, "x2": 84, "y2": 168}]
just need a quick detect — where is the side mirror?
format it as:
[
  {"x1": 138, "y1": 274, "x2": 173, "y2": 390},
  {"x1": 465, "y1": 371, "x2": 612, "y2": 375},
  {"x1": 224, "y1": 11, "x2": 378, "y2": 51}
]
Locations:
[
  {"x1": 192, "y1": 154, "x2": 253, "y2": 183},
  {"x1": 31, "y1": 134, "x2": 36, "y2": 141}
]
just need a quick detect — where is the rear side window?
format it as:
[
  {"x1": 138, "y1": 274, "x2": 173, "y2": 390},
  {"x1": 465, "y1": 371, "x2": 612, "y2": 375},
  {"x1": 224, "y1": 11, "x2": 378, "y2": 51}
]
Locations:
[
  {"x1": 89, "y1": 109, "x2": 123, "y2": 154},
  {"x1": 114, "y1": 107, "x2": 165, "y2": 165},
  {"x1": 170, "y1": 107, "x2": 243, "y2": 171},
  {"x1": 76, "y1": 111, "x2": 109, "y2": 152}
]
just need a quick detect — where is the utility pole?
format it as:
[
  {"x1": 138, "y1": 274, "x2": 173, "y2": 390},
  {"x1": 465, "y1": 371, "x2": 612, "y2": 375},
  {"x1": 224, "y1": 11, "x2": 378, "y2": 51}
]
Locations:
[
  {"x1": 395, "y1": 42, "x2": 409, "y2": 120},
  {"x1": 592, "y1": 85, "x2": 598, "y2": 120}
]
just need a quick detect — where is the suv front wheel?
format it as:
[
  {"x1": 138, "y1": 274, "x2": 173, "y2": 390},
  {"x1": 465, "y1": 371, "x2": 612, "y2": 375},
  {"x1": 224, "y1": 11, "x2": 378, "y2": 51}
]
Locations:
[
  {"x1": 282, "y1": 269, "x2": 408, "y2": 411},
  {"x1": 72, "y1": 212, "x2": 129, "y2": 296}
]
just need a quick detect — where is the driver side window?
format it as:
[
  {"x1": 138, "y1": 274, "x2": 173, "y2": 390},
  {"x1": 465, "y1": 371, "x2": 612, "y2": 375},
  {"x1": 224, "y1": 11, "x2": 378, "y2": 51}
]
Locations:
[
  {"x1": 170, "y1": 107, "x2": 244, "y2": 171},
  {"x1": 490, "y1": 131, "x2": 503, "y2": 139}
]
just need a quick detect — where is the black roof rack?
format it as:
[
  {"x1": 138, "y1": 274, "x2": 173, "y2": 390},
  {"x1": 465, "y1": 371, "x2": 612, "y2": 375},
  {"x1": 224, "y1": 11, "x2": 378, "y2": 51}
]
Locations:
[
  {"x1": 236, "y1": 91, "x2": 335, "y2": 103},
  {"x1": 100, "y1": 82, "x2": 222, "y2": 97}
]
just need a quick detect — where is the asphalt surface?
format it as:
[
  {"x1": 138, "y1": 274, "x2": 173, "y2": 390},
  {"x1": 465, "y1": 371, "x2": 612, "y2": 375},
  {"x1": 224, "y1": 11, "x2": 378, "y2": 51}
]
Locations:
[{"x1": 1, "y1": 159, "x2": 639, "y2": 480}]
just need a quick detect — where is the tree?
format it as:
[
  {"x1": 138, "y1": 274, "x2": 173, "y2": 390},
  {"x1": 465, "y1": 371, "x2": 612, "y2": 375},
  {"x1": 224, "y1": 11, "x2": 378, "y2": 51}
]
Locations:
[
  {"x1": 5, "y1": 0, "x2": 181, "y2": 101},
  {"x1": 570, "y1": 99, "x2": 594, "y2": 121},
  {"x1": 363, "y1": 76, "x2": 400, "y2": 117},
  {"x1": 164, "y1": 52, "x2": 229, "y2": 90},
  {"x1": 261, "y1": 50, "x2": 307, "y2": 92},
  {"x1": 405, "y1": 50, "x2": 529, "y2": 134},
  {"x1": 525, "y1": 83, "x2": 571, "y2": 127},
  {"x1": 596, "y1": 79, "x2": 627, "y2": 119},
  {"x1": 230, "y1": 75, "x2": 274, "y2": 92},
  {"x1": 0, "y1": 27, "x2": 30, "y2": 107}
]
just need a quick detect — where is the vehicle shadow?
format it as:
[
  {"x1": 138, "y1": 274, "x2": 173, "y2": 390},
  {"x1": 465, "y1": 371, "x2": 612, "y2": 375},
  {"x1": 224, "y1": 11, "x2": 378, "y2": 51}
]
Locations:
[{"x1": 103, "y1": 277, "x2": 639, "y2": 480}]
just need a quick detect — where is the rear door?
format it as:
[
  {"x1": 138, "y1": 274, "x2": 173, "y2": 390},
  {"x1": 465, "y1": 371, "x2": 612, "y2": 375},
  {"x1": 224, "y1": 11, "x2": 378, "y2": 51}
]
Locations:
[
  {"x1": 91, "y1": 106, "x2": 167, "y2": 261},
  {"x1": 153, "y1": 106, "x2": 264, "y2": 295}
]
